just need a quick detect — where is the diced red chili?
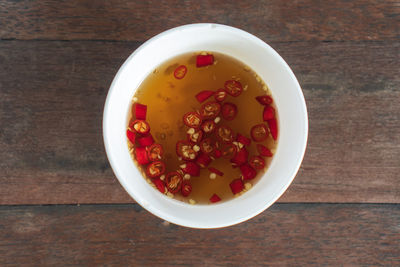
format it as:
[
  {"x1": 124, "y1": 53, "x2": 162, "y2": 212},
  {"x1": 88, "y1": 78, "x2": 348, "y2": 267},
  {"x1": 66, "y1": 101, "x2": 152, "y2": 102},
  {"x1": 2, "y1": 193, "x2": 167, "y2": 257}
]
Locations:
[
  {"x1": 224, "y1": 80, "x2": 243, "y2": 97},
  {"x1": 230, "y1": 147, "x2": 249, "y2": 166},
  {"x1": 135, "y1": 146, "x2": 150, "y2": 165},
  {"x1": 137, "y1": 134, "x2": 154, "y2": 147},
  {"x1": 263, "y1": 106, "x2": 275, "y2": 121},
  {"x1": 255, "y1": 95, "x2": 273, "y2": 105},
  {"x1": 165, "y1": 171, "x2": 183, "y2": 193},
  {"x1": 210, "y1": 193, "x2": 221, "y2": 203},
  {"x1": 134, "y1": 103, "x2": 147, "y2": 120},
  {"x1": 214, "y1": 149, "x2": 222, "y2": 158},
  {"x1": 249, "y1": 156, "x2": 265, "y2": 170},
  {"x1": 216, "y1": 125, "x2": 234, "y2": 143},
  {"x1": 267, "y1": 118, "x2": 278, "y2": 140},
  {"x1": 229, "y1": 178, "x2": 244, "y2": 194},
  {"x1": 181, "y1": 162, "x2": 200, "y2": 176},
  {"x1": 131, "y1": 120, "x2": 150, "y2": 135},
  {"x1": 200, "y1": 101, "x2": 221, "y2": 119},
  {"x1": 221, "y1": 102, "x2": 237, "y2": 121},
  {"x1": 208, "y1": 167, "x2": 224, "y2": 176},
  {"x1": 196, "y1": 152, "x2": 212, "y2": 168},
  {"x1": 146, "y1": 161, "x2": 166, "y2": 178},
  {"x1": 147, "y1": 143, "x2": 164, "y2": 161},
  {"x1": 181, "y1": 181, "x2": 192, "y2": 197},
  {"x1": 201, "y1": 120, "x2": 216, "y2": 134},
  {"x1": 214, "y1": 88, "x2": 227, "y2": 102},
  {"x1": 176, "y1": 140, "x2": 198, "y2": 161},
  {"x1": 127, "y1": 129, "x2": 136, "y2": 144},
  {"x1": 220, "y1": 143, "x2": 237, "y2": 160},
  {"x1": 195, "y1": 90, "x2": 214, "y2": 103},
  {"x1": 174, "y1": 65, "x2": 187, "y2": 79},
  {"x1": 240, "y1": 163, "x2": 257, "y2": 180},
  {"x1": 183, "y1": 112, "x2": 202, "y2": 128},
  {"x1": 199, "y1": 138, "x2": 215, "y2": 155},
  {"x1": 257, "y1": 144, "x2": 273, "y2": 157},
  {"x1": 236, "y1": 133, "x2": 251, "y2": 146},
  {"x1": 187, "y1": 128, "x2": 203, "y2": 144},
  {"x1": 250, "y1": 124, "x2": 269, "y2": 142},
  {"x1": 152, "y1": 178, "x2": 166, "y2": 194},
  {"x1": 196, "y1": 54, "x2": 214, "y2": 67}
]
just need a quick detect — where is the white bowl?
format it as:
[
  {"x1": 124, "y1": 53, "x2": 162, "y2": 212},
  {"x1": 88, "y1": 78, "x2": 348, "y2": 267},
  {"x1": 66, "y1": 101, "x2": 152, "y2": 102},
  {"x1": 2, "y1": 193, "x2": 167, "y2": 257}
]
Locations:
[{"x1": 103, "y1": 23, "x2": 308, "y2": 228}]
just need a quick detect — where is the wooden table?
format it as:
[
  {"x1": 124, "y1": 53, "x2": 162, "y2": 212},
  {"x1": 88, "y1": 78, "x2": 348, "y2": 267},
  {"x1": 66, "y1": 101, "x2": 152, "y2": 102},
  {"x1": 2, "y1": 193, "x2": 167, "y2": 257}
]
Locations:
[{"x1": 1, "y1": 1, "x2": 399, "y2": 265}]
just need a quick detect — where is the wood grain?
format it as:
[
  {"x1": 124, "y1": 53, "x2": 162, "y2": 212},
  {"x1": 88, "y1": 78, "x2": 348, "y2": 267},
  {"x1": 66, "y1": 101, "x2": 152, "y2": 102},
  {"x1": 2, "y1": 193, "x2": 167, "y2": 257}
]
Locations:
[
  {"x1": 0, "y1": 0, "x2": 398, "y2": 42},
  {"x1": 0, "y1": 204, "x2": 398, "y2": 266},
  {"x1": 0, "y1": 40, "x2": 399, "y2": 205}
]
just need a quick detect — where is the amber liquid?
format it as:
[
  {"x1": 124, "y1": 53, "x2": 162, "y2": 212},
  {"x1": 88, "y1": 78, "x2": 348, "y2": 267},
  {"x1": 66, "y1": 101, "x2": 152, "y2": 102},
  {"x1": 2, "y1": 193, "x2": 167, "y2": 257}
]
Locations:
[{"x1": 128, "y1": 52, "x2": 278, "y2": 204}]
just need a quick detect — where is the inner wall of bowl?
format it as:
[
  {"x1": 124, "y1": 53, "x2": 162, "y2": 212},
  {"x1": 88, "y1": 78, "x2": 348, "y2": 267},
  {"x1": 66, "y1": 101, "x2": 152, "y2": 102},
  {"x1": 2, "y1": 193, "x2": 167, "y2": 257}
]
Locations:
[{"x1": 104, "y1": 24, "x2": 307, "y2": 228}]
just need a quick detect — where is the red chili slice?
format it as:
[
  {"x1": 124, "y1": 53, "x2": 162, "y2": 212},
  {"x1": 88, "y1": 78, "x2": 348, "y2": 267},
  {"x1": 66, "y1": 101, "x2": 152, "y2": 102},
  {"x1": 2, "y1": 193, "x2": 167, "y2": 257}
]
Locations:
[
  {"x1": 208, "y1": 167, "x2": 224, "y2": 176},
  {"x1": 135, "y1": 146, "x2": 150, "y2": 165},
  {"x1": 131, "y1": 120, "x2": 150, "y2": 135},
  {"x1": 250, "y1": 124, "x2": 269, "y2": 142},
  {"x1": 183, "y1": 111, "x2": 202, "y2": 128},
  {"x1": 229, "y1": 178, "x2": 244, "y2": 194},
  {"x1": 137, "y1": 134, "x2": 154, "y2": 147},
  {"x1": 221, "y1": 102, "x2": 237, "y2": 121},
  {"x1": 152, "y1": 178, "x2": 166, "y2": 194},
  {"x1": 214, "y1": 149, "x2": 222, "y2": 158},
  {"x1": 267, "y1": 118, "x2": 278, "y2": 140},
  {"x1": 146, "y1": 161, "x2": 166, "y2": 178},
  {"x1": 147, "y1": 143, "x2": 164, "y2": 161},
  {"x1": 195, "y1": 90, "x2": 214, "y2": 103},
  {"x1": 263, "y1": 106, "x2": 276, "y2": 121},
  {"x1": 201, "y1": 120, "x2": 216, "y2": 134},
  {"x1": 240, "y1": 163, "x2": 257, "y2": 180},
  {"x1": 224, "y1": 80, "x2": 243, "y2": 97},
  {"x1": 187, "y1": 128, "x2": 203, "y2": 144},
  {"x1": 236, "y1": 133, "x2": 251, "y2": 146},
  {"x1": 216, "y1": 125, "x2": 234, "y2": 143},
  {"x1": 181, "y1": 162, "x2": 200, "y2": 176},
  {"x1": 174, "y1": 65, "x2": 187, "y2": 79},
  {"x1": 220, "y1": 143, "x2": 237, "y2": 160},
  {"x1": 126, "y1": 129, "x2": 136, "y2": 144},
  {"x1": 257, "y1": 144, "x2": 273, "y2": 157},
  {"x1": 210, "y1": 193, "x2": 221, "y2": 203},
  {"x1": 214, "y1": 88, "x2": 227, "y2": 102},
  {"x1": 230, "y1": 147, "x2": 249, "y2": 166},
  {"x1": 255, "y1": 95, "x2": 273, "y2": 105},
  {"x1": 176, "y1": 140, "x2": 198, "y2": 161},
  {"x1": 196, "y1": 54, "x2": 214, "y2": 67},
  {"x1": 249, "y1": 156, "x2": 265, "y2": 170},
  {"x1": 181, "y1": 181, "x2": 192, "y2": 197},
  {"x1": 196, "y1": 152, "x2": 212, "y2": 168},
  {"x1": 200, "y1": 101, "x2": 221, "y2": 119},
  {"x1": 134, "y1": 103, "x2": 147, "y2": 120},
  {"x1": 199, "y1": 138, "x2": 215, "y2": 155},
  {"x1": 165, "y1": 172, "x2": 183, "y2": 193}
]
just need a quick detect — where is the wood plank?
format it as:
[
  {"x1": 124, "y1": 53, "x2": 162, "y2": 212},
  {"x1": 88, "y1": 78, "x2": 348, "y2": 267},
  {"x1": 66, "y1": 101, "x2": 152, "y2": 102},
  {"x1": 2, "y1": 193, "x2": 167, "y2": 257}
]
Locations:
[
  {"x1": 0, "y1": 0, "x2": 398, "y2": 42},
  {"x1": 0, "y1": 40, "x2": 399, "y2": 204},
  {"x1": 0, "y1": 204, "x2": 398, "y2": 266}
]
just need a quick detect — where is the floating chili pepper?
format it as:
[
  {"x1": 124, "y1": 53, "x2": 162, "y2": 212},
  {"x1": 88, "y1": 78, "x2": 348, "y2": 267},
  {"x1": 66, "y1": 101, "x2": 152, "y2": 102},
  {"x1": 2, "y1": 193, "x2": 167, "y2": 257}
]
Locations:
[
  {"x1": 135, "y1": 146, "x2": 150, "y2": 165},
  {"x1": 208, "y1": 167, "x2": 224, "y2": 176},
  {"x1": 181, "y1": 181, "x2": 192, "y2": 197},
  {"x1": 249, "y1": 156, "x2": 265, "y2": 170},
  {"x1": 137, "y1": 134, "x2": 154, "y2": 147},
  {"x1": 220, "y1": 143, "x2": 237, "y2": 160},
  {"x1": 250, "y1": 124, "x2": 269, "y2": 142},
  {"x1": 196, "y1": 152, "x2": 212, "y2": 168},
  {"x1": 263, "y1": 106, "x2": 275, "y2": 121},
  {"x1": 224, "y1": 80, "x2": 243, "y2": 97},
  {"x1": 214, "y1": 88, "x2": 227, "y2": 102},
  {"x1": 267, "y1": 118, "x2": 278, "y2": 140},
  {"x1": 236, "y1": 133, "x2": 251, "y2": 146},
  {"x1": 221, "y1": 102, "x2": 237, "y2": 121},
  {"x1": 176, "y1": 140, "x2": 198, "y2": 161},
  {"x1": 210, "y1": 193, "x2": 221, "y2": 203},
  {"x1": 181, "y1": 162, "x2": 200, "y2": 176},
  {"x1": 146, "y1": 161, "x2": 166, "y2": 178},
  {"x1": 147, "y1": 143, "x2": 164, "y2": 161},
  {"x1": 195, "y1": 90, "x2": 214, "y2": 103},
  {"x1": 187, "y1": 128, "x2": 203, "y2": 144},
  {"x1": 126, "y1": 129, "x2": 136, "y2": 144},
  {"x1": 134, "y1": 103, "x2": 147, "y2": 120},
  {"x1": 240, "y1": 163, "x2": 257, "y2": 180},
  {"x1": 174, "y1": 65, "x2": 187, "y2": 79},
  {"x1": 196, "y1": 54, "x2": 214, "y2": 67},
  {"x1": 165, "y1": 171, "x2": 183, "y2": 193},
  {"x1": 255, "y1": 95, "x2": 273, "y2": 105},
  {"x1": 183, "y1": 111, "x2": 202, "y2": 129},
  {"x1": 152, "y1": 178, "x2": 166, "y2": 194},
  {"x1": 230, "y1": 147, "x2": 249, "y2": 166},
  {"x1": 131, "y1": 120, "x2": 150, "y2": 135},
  {"x1": 229, "y1": 178, "x2": 244, "y2": 194},
  {"x1": 216, "y1": 125, "x2": 234, "y2": 143},
  {"x1": 199, "y1": 138, "x2": 215, "y2": 155},
  {"x1": 201, "y1": 120, "x2": 216, "y2": 134},
  {"x1": 200, "y1": 101, "x2": 221, "y2": 119},
  {"x1": 257, "y1": 144, "x2": 273, "y2": 157}
]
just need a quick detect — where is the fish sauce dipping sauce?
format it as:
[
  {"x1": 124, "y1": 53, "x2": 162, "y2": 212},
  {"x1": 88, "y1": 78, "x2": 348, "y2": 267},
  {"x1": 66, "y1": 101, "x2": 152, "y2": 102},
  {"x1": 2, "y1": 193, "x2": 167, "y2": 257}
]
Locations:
[{"x1": 127, "y1": 51, "x2": 278, "y2": 204}]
